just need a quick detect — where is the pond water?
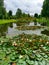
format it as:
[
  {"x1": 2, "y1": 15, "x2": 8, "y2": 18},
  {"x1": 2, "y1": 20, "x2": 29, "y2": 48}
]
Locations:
[
  {"x1": 0, "y1": 22, "x2": 48, "y2": 37},
  {"x1": 28, "y1": 22, "x2": 40, "y2": 26}
]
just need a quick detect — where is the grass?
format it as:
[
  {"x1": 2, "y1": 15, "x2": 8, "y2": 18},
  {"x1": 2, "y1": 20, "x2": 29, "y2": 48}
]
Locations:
[
  {"x1": 37, "y1": 18, "x2": 47, "y2": 23},
  {"x1": 37, "y1": 18, "x2": 49, "y2": 26},
  {"x1": 0, "y1": 19, "x2": 17, "y2": 24},
  {"x1": 0, "y1": 19, "x2": 31, "y2": 25},
  {"x1": 0, "y1": 17, "x2": 34, "y2": 25},
  {"x1": 0, "y1": 17, "x2": 49, "y2": 26}
]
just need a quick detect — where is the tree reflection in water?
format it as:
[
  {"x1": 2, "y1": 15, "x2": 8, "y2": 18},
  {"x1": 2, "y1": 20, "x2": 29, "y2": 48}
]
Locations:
[{"x1": 0, "y1": 23, "x2": 13, "y2": 36}]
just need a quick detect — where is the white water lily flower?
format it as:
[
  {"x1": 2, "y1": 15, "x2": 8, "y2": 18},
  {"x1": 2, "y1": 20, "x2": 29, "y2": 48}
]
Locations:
[
  {"x1": 47, "y1": 41, "x2": 49, "y2": 44},
  {"x1": 27, "y1": 39, "x2": 29, "y2": 41},
  {"x1": 29, "y1": 39, "x2": 32, "y2": 42},
  {"x1": 19, "y1": 55, "x2": 23, "y2": 58},
  {"x1": 40, "y1": 45, "x2": 43, "y2": 47},
  {"x1": 12, "y1": 41, "x2": 17, "y2": 46},
  {"x1": 1, "y1": 40, "x2": 4, "y2": 43},
  {"x1": 21, "y1": 38, "x2": 24, "y2": 40}
]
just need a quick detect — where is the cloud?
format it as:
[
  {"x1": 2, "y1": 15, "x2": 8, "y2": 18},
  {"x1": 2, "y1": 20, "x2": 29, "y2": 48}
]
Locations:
[{"x1": 4, "y1": 0, "x2": 44, "y2": 15}]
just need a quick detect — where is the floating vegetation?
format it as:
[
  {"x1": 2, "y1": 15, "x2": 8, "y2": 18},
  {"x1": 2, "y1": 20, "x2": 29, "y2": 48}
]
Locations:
[
  {"x1": 16, "y1": 21, "x2": 30, "y2": 26},
  {"x1": 0, "y1": 34, "x2": 49, "y2": 65},
  {"x1": 17, "y1": 26, "x2": 44, "y2": 30},
  {"x1": 41, "y1": 29, "x2": 49, "y2": 36}
]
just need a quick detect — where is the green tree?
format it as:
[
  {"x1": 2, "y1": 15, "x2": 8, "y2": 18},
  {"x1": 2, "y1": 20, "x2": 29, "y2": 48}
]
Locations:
[
  {"x1": 27, "y1": 13, "x2": 30, "y2": 17},
  {"x1": 34, "y1": 13, "x2": 38, "y2": 18},
  {"x1": 41, "y1": 0, "x2": 49, "y2": 17},
  {"x1": 8, "y1": 10, "x2": 12, "y2": 16},
  {"x1": 0, "y1": 0, "x2": 4, "y2": 19},
  {"x1": 22, "y1": 13, "x2": 26, "y2": 17},
  {"x1": 16, "y1": 8, "x2": 22, "y2": 19},
  {"x1": 8, "y1": 10, "x2": 12, "y2": 19},
  {"x1": 0, "y1": 0, "x2": 6, "y2": 19},
  {"x1": 0, "y1": 0, "x2": 4, "y2": 7}
]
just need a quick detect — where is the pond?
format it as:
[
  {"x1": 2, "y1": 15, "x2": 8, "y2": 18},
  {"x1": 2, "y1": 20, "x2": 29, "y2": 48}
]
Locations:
[
  {"x1": 0, "y1": 22, "x2": 48, "y2": 37},
  {"x1": 0, "y1": 22, "x2": 49, "y2": 65}
]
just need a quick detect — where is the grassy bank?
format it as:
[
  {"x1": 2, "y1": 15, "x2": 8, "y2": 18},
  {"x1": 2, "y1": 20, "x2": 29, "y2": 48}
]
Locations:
[
  {"x1": 37, "y1": 18, "x2": 47, "y2": 23},
  {"x1": 0, "y1": 17, "x2": 49, "y2": 26},
  {"x1": 0, "y1": 19, "x2": 17, "y2": 24},
  {"x1": 0, "y1": 17, "x2": 34, "y2": 25},
  {"x1": 0, "y1": 19, "x2": 30, "y2": 25},
  {"x1": 37, "y1": 18, "x2": 49, "y2": 26}
]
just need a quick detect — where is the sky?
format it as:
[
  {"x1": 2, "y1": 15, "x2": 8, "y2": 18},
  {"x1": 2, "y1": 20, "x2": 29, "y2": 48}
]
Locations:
[{"x1": 4, "y1": 0, "x2": 44, "y2": 15}]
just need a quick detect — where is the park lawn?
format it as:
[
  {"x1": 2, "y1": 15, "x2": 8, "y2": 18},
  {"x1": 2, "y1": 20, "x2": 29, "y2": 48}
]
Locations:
[
  {"x1": 0, "y1": 18, "x2": 33, "y2": 25},
  {"x1": 37, "y1": 18, "x2": 49, "y2": 26},
  {"x1": 0, "y1": 18, "x2": 49, "y2": 26},
  {"x1": 37, "y1": 18, "x2": 47, "y2": 23},
  {"x1": 0, "y1": 19, "x2": 17, "y2": 24}
]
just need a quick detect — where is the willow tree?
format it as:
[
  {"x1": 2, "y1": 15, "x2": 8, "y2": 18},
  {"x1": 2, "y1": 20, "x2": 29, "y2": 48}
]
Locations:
[{"x1": 41, "y1": 0, "x2": 49, "y2": 17}]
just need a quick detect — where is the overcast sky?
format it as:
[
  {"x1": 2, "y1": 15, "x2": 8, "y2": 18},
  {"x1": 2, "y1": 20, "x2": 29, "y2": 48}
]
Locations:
[{"x1": 4, "y1": 0, "x2": 44, "y2": 15}]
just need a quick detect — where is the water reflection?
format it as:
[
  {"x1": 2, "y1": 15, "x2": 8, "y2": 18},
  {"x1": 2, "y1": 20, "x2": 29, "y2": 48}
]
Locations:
[
  {"x1": 0, "y1": 23, "x2": 13, "y2": 36},
  {"x1": 0, "y1": 22, "x2": 46, "y2": 37},
  {"x1": 7, "y1": 28, "x2": 43, "y2": 37},
  {"x1": 28, "y1": 22, "x2": 40, "y2": 26},
  {"x1": 0, "y1": 24, "x2": 8, "y2": 36},
  {"x1": 16, "y1": 22, "x2": 30, "y2": 26},
  {"x1": 16, "y1": 22, "x2": 41, "y2": 26}
]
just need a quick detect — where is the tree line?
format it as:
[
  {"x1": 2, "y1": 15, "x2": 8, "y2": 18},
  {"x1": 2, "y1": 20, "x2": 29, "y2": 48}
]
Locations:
[
  {"x1": 0, "y1": 7, "x2": 31, "y2": 19},
  {"x1": 0, "y1": 0, "x2": 31, "y2": 19},
  {"x1": 0, "y1": 0, "x2": 49, "y2": 19}
]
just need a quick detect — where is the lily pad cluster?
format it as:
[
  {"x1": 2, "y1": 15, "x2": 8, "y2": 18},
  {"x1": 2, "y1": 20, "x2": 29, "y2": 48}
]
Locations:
[
  {"x1": 0, "y1": 34, "x2": 49, "y2": 65},
  {"x1": 17, "y1": 26, "x2": 44, "y2": 30}
]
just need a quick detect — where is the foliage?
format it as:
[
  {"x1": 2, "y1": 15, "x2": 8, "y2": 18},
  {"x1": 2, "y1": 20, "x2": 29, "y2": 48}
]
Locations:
[
  {"x1": 37, "y1": 18, "x2": 49, "y2": 26},
  {"x1": 16, "y1": 8, "x2": 31, "y2": 19},
  {"x1": 0, "y1": 0, "x2": 31, "y2": 19},
  {"x1": 0, "y1": 19, "x2": 16, "y2": 24},
  {"x1": 0, "y1": 34, "x2": 49, "y2": 65},
  {"x1": 27, "y1": 13, "x2": 30, "y2": 17},
  {"x1": 16, "y1": 8, "x2": 22, "y2": 19},
  {"x1": 8, "y1": 10, "x2": 12, "y2": 19},
  {"x1": 34, "y1": 13, "x2": 38, "y2": 18},
  {"x1": 41, "y1": 0, "x2": 49, "y2": 17},
  {"x1": 0, "y1": 0, "x2": 4, "y2": 6},
  {"x1": 0, "y1": 0, "x2": 7, "y2": 19},
  {"x1": 22, "y1": 13, "x2": 26, "y2": 18}
]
